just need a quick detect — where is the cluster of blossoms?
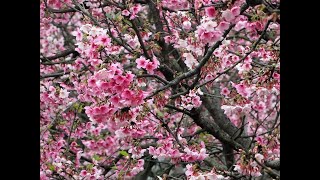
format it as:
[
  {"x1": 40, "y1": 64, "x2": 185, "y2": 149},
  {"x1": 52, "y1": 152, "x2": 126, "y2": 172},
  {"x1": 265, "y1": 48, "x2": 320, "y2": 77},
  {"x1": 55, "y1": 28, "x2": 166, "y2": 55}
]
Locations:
[
  {"x1": 177, "y1": 89, "x2": 203, "y2": 110},
  {"x1": 185, "y1": 164, "x2": 229, "y2": 180},
  {"x1": 72, "y1": 24, "x2": 114, "y2": 62},
  {"x1": 181, "y1": 141, "x2": 208, "y2": 162},
  {"x1": 233, "y1": 149, "x2": 265, "y2": 177},
  {"x1": 121, "y1": 3, "x2": 143, "y2": 20},
  {"x1": 136, "y1": 56, "x2": 160, "y2": 74},
  {"x1": 162, "y1": 0, "x2": 190, "y2": 11},
  {"x1": 148, "y1": 138, "x2": 208, "y2": 164}
]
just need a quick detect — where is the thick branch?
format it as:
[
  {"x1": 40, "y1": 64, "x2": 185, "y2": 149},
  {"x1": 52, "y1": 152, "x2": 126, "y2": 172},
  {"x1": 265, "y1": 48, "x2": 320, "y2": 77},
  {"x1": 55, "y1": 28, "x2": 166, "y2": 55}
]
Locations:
[
  {"x1": 40, "y1": 49, "x2": 76, "y2": 61},
  {"x1": 200, "y1": 86, "x2": 251, "y2": 149},
  {"x1": 102, "y1": 154, "x2": 123, "y2": 175},
  {"x1": 40, "y1": 70, "x2": 66, "y2": 79},
  {"x1": 265, "y1": 159, "x2": 280, "y2": 170},
  {"x1": 190, "y1": 109, "x2": 245, "y2": 151},
  {"x1": 137, "y1": 74, "x2": 169, "y2": 84},
  {"x1": 130, "y1": 19, "x2": 151, "y2": 60},
  {"x1": 164, "y1": 104, "x2": 193, "y2": 117}
]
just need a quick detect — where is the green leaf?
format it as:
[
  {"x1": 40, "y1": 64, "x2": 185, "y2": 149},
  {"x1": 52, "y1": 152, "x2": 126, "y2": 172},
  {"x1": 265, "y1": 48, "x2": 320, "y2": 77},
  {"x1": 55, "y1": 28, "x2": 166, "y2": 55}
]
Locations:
[
  {"x1": 73, "y1": 102, "x2": 80, "y2": 109},
  {"x1": 48, "y1": 164, "x2": 55, "y2": 171},
  {"x1": 86, "y1": 164, "x2": 94, "y2": 170},
  {"x1": 105, "y1": 13, "x2": 113, "y2": 19},
  {"x1": 123, "y1": 19, "x2": 132, "y2": 26},
  {"x1": 115, "y1": 11, "x2": 122, "y2": 21},
  {"x1": 59, "y1": 121, "x2": 66, "y2": 125},
  {"x1": 156, "y1": 110, "x2": 164, "y2": 118},
  {"x1": 93, "y1": 154, "x2": 101, "y2": 161},
  {"x1": 78, "y1": 104, "x2": 83, "y2": 113},
  {"x1": 119, "y1": 150, "x2": 129, "y2": 157}
]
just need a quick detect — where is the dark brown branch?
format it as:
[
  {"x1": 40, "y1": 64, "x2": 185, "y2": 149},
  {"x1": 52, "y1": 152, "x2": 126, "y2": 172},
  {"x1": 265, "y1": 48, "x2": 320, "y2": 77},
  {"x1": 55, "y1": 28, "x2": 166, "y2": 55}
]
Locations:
[
  {"x1": 200, "y1": 86, "x2": 251, "y2": 149},
  {"x1": 265, "y1": 159, "x2": 280, "y2": 170},
  {"x1": 130, "y1": 19, "x2": 151, "y2": 60},
  {"x1": 150, "y1": 111, "x2": 185, "y2": 151},
  {"x1": 40, "y1": 49, "x2": 76, "y2": 61},
  {"x1": 190, "y1": 109, "x2": 245, "y2": 151},
  {"x1": 40, "y1": 70, "x2": 66, "y2": 79},
  {"x1": 254, "y1": 158, "x2": 280, "y2": 178},
  {"x1": 137, "y1": 74, "x2": 169, "y2": 84},
  {"x1": 182, "y1": 129, "x2": 206, "y2": 139},
  {"x1": 102, "y1": 154, "x2": 123, "y2": 175},
  {"x1": 46, "y1": 2, "x2": 111, "y2": 14},
  {"x1": 164, "y1": 104, "x2": 193, "y2": 117},
  {"x1": 105, "y1": 20, "x2": 135, "y2": 54},
  {"x1": 41, "y1": 58, "x2": 76, "y2": 65},
  {"x1": 222, "y1": 143, "x2": 235, "y2": 169},
  {"x1": 47, "y1": 7, "x2": 80, "y2": 13}
]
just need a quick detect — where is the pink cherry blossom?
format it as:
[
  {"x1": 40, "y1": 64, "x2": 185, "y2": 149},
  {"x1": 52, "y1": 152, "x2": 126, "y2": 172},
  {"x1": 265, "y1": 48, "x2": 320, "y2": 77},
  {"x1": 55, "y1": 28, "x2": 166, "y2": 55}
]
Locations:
[
  {"x1": 205, "y1": 7, "x2": 216, "y2": 18},
  {"x1": 222, "y1": 9, "x2": 235, "y2": 22},
  {"x1": 183, "y1": 53, "x2": 198, "y2": 69},
  {"x1": 136, "y1": 56, "x2": 149, "y2": 69},
  {"x1": 122, "y1": 9, "x2": 130, "y2": 16}
]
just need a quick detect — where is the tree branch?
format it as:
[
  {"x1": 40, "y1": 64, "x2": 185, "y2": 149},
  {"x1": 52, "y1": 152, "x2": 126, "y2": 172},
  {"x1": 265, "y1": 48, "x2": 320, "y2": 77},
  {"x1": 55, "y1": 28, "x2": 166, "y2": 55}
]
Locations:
[{"x1": 40, "y1": 49, "x2": 77, "y2": 61}]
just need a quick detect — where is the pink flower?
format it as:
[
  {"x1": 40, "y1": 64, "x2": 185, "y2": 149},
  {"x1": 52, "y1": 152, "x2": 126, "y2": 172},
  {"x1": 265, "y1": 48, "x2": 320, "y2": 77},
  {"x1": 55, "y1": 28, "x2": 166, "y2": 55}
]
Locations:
[
  {"x1": 233, "y1": 82, "x2": 252, "y2": 98},
  {"x1": 203, "y1": 21, "x2": 217, "y2": 32},
  {"x1": 145, "y1": 62, "x2": 156, "y2": 74},
  {"x1": 114, "y1": 75, "x2": 125, "y2": 84},
  {"x1": 89, "y1": 58, "x2": 102, "y2": 66},
  {"x1": 80, "y1": 24, "x2": 92, "y2": 34},
  {"x1": 170, "y1": 149, "x2": 182, "y2": 158},
  {"x1": 59, "y1": 88, "x2": 69, "y2": 99},
  {"x1": 255, "y1": 153, "x2": 264, "y2": 163},
  {"x1": 125, "y1": 72, "x2": 135, "y2": 82},
  {"x1": 80, "y1": 170, "x2": 88, "y2": 177},
  {"x1": 94, "y1": 105, "x2": 108, "y2": 114},
  {"x1": 129, "y1": 4, "x2": 142, "y2": 20},
  {"x1": 148, "y1": 146, "x2": 156, "y2": 155},
  {"x1": 255, "y1": 21, "x2": 264, "y2": 31},
  {"x1": 136, "y1": 56, "x2": 149, "y2": 69},
  {"x1": 231, "y1": 6, "x2": 241, "y2": 16},
  {"x1": 110, "y1": 95, "x2": 121, "y2": 106},
  {"x1": 200, "y1": 31, "x2": 212, "y2": 40},
  {"x1": 234, "y1": 20, "x2": 247, "y2": 31},
  {"x1": 273, "y1": 72, "x2": 280, "y2": 80},
  {"x1": 131, "y1": 4, "x2": 142, "y2": 14},
  {"x1": 71, "y1": 29, "x2": 82, "y2": 41},
  {"x1": 122, "y1": 9, "x2": 130, "y2": 16},
  {"x1": 241, "y1": 63, "x2": 252, "y2": 71},
  {"x1": 183, "y1": 53, "x2": 198, "y2": 70},
  {"x1": 185, "y1": 164, "x2": 194, "y2": 176},
  {"x1": 182, "y1": 21, "x2": 192, "y2": 30},
  {"x1": 95, "y1": 35, "x2": 111, "y2": 46},
  {"x1": 113, "y1": 85, "x2": 124, "y2": 92},
  {"x1": 205, "y1": 7, "x2": 216, "y2": 17},
  {"x1": 222, "y1": 9, "x2": 235, "y2": 22},
  {"x1": 217, "y1": 21, "x2": 230, "y2": 31},
  {"x1": 198, "y1": 148, "x2": 208, "y2": 160},
  {"x1": 89, "y1": 26, "x2": 100, "y2": 37},
  {"x1": 192, "y1": 96, "x2": 202, "y2": 107},
  {"x1": 221, "y1": 87, "x2": 230, "y2": 96},
  {"x1": 210, "y1": 31, "x2": 222, "y2": 43},
  {"x1": 121, "y1": 89, "x2": 133, "y2": 99},
  {"x1": 164, "y1": 36, "x2": 173, "y2": 44}
]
